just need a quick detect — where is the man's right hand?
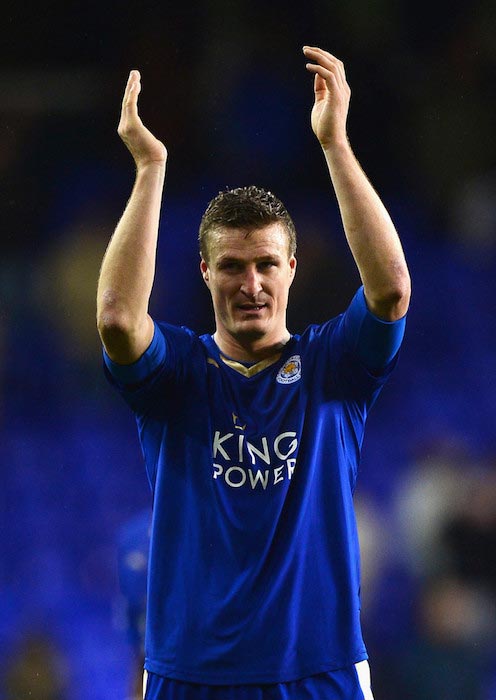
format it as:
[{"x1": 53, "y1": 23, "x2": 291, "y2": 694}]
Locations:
[{"x1": 118, "y1": 70, "x2": 167, "y2": 168}]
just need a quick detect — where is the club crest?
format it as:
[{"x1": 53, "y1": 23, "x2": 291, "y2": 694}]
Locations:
[{"x1": 276, "y1": 355, "x2": 302, "y2": 384}]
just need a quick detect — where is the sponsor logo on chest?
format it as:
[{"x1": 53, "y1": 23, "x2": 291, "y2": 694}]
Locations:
[{"x1": 212, "y1": 421, "x2": 299, "y2": 491}]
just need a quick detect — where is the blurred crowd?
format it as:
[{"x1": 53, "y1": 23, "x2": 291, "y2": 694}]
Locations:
[{"x1": 1, "y1": 1, "x2": 496, "y2": 698}]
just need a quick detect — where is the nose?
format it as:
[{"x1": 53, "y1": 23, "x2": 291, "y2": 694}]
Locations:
[{"x1": 240, "y1": 266, "x2": 263, "y2": 298}]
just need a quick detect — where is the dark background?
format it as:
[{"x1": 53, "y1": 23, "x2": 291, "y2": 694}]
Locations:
[{"x1": 1, "y1": 2, "x2": 496, "y2": 698}]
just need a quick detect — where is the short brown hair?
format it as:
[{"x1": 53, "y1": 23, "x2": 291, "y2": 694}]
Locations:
[{"x1": 198, "y1": 186, "x2": 297, "y2": 262}]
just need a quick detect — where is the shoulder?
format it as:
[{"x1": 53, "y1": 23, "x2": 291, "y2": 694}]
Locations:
[
  {"x1": 150, "y1": 322, "x2": 213, "y2": 382},
  {"x1": 104, "y1": 322, "x2": 208, "y2": 402},
  {"x1": 155, "y1": 321, "x2": 201, "y2": 346},
  {"x1": 295, "y1": 314, "x2": 345, "y2": 354}
]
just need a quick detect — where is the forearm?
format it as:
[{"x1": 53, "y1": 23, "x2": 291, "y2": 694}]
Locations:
[
  {"x1": 323, "y1": 141, "x2": 410, "y2": 320},
  {"x1": 97, "y1": 161, "x2": 166, "y2": 362}
]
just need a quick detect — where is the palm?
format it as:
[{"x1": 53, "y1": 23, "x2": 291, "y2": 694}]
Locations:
[
  {"x1": 118, "y1": 71, "x2": 167, "y2": 166},
  {"x1": 123, "y1": 117, "x2": 166, "y2": 165},
  {"x1": 307, "y1": 64, "x2": 350, "y2": 147},
  {"x1": 311, "y1": 95, "x2": 332, "y2": 143}
]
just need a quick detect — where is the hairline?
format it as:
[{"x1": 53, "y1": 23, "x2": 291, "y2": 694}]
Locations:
[{"x1": 200, "y1": 222, "x2": 295, "y2": 264}]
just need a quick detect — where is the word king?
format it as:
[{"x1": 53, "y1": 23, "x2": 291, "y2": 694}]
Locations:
[{"x1": 211, "y1": 429, "x2": 299, "y2": 490}]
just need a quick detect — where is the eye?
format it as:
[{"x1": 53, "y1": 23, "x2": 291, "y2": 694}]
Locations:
[
  {"x1": 258, "y1": 260, "x2": 277, "y2": 271},
  {"x1": 218, "y1": 261, "x2": 242, "y2": 272}
]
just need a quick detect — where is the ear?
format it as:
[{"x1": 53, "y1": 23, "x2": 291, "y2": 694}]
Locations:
[
  {"x1": 288, "y1": 256, "x2": 297, "y2": 286},
  {"x1": 200, "y1": 258, "x2": 210, "y2": 288}
]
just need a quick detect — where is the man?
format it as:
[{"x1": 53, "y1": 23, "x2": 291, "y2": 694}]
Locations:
[{"x1": 97, "y1": 46, "x2": 410, "y2": 700}]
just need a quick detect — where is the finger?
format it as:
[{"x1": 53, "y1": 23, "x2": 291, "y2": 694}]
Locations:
[
  {"x1": 313, "y1": 72, "x2": 327, "y2": 98},
  {"x1": 303, "y1": 46, "x2": 341, "y2": 65},
  {"x1": 303, "y1": 46, "x2": 346, "y2": 84},
  {"x1": 121, "y1": 69, "x2": 141, "y2": 116},
  {"x1": 303, "y1": 48, "x2": 345, "y2": 78},
  {"x1": 118, "y1": 71, "x2": 144, "y2": 142},
  {"x1": 305, "y1": 59, "x2": 346, "y2": 94},
  {"x1": 305, "y1": 62, "x2": 338, "y2": 87}
]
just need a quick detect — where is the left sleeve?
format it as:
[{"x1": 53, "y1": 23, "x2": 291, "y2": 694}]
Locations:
[{"x1": 343, "y1": 286, "x2": 406, "y2": 373}]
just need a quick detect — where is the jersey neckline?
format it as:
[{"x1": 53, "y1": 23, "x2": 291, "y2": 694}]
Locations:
[{"x1": 201, "y1": 333, "x2": 297, "y2": 378}]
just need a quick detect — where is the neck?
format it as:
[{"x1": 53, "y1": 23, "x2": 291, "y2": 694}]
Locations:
[{"x1": 212, "y1": 331, "x2": 291, "y2": 363}]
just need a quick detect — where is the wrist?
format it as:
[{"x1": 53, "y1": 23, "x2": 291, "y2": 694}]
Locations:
[
  {"x1": 136, "y1": 154, "x2": 167, "y2": 169},
  {"x1": 135, "y1": 159, "x2": 167, "y2": 178},
  {"x1": 320, "y1": 135, "x2": 351, "y2": 156}
]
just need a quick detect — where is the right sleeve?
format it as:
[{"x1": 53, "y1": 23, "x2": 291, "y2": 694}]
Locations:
[
  {"x1": 102, "y1": 322, "x2": 200, "y2": 415},
  {"x1": 103, "y1": 321, "x2": 167, "y2": 386}
]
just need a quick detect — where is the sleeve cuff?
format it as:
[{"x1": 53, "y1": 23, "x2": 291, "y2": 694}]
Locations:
[
  {"x1": 103, "y1": 322, "x2": 167, "y2": 384},
  {"x1": 344, "y1": 286, "x2": 406, "y2": 369}
]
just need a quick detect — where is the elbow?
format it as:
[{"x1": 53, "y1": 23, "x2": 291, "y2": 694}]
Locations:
[
  {"x1": 390, "y1": 266, "x2": 411, "y2": 306},
  {"x1": 96, "y1": 290, "x2": 136, "y2": 350},
  {"x1": 97, "y1": 310, "x2": 142, "y2": 364},
  {"x1": 96, "y1": 284, "x2": 154, "y2": 365},
  {"x1": 368, "y1": 268, "x2": 411, "y2": 321},
  {"x1": 97, "y1": 311, "x2": 129, "y2": 343},
  {"x1": 389, "y1": 281, "x2": 411, "y2": 320},
  {"x1": 97, "y1": 312, "x2": 134, "y2": 357},
  {"x1": 96, "y1": 288, "x2": 152, "y2": 363}
]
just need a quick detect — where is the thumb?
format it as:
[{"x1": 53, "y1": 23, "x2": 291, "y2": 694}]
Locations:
[{"x1": 314, "y1": 72, "x2": 327, "y2": 98}]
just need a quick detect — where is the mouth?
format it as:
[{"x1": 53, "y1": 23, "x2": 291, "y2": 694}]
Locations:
[{"x1": 237, "y1": 303, "x2": 267, "y2": 314}]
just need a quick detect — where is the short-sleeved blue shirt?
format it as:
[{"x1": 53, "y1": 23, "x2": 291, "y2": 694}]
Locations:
[{"x1": 104, "y1": 287, "x2": 405, "y2": 685}]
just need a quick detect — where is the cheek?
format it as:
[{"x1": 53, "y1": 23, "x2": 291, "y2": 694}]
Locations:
[
  {"x1": 275, "y1": 279, "x2": 291, "y2": 301},
  {"x1": 210, "y1": 283, "x2": 231, "y2": 311}
]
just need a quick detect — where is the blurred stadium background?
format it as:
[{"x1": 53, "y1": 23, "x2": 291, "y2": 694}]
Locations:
[{"x1": 1, "y1": 1, "x2": 496, "y2": 698}]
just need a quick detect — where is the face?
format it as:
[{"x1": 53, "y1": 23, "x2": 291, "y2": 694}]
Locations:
[{"x1": 200, "y1": 223, "x2": 297, "y2": 353}]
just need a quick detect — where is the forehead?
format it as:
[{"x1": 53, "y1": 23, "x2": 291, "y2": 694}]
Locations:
[{"x1": 208, "y1": 223, "x2": 290, "y2": 261}]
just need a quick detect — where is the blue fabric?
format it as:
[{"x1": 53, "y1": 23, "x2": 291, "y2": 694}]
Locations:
[
  {"x1": 104, "y1": 288, "x2": 405, "y2": 684},
  {"x1": 144, "y1": 667, "x2": 367, "y2": 699},
  {"x1": 103, "y1": 325, "x2": 167, "y2": 384},
  {"x1": 344, "y1": 287, "x2": 406, "y2": 370}
]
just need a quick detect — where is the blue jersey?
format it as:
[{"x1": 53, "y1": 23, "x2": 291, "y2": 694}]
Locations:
[{"x1": 104, "y1": 287, "x2": 405, "y2": 685}]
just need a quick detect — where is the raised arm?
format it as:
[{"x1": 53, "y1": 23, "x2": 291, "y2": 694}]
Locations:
[
  {"x1": 303, "y1": 46, "x2": 411, "y2": 321},
  {"x1": 97, "y1": 70, "x2": 167, "y2": 364}
]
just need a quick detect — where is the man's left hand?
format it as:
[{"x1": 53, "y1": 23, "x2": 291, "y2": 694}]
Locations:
[{"x1": 303, "y1": 46, "x2": 351, "y2": 149}]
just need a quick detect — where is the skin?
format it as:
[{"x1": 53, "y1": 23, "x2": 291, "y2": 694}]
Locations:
[
  {"x1": 97, "y1": 70, "x2": 166, "y2": 363},
  {"x1": 97, "y1": 47, "x2": 410, "y2": 366},
  {"x1": 302, "y1": 46, "x2": 410, "y2": 321},
  {"x1": 200, "y1": 224, "x2": 297, "y2": 362}
]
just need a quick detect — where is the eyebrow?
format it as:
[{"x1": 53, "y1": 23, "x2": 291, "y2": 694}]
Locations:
[{"x1": 216, "y1": 253, "x2": 283, "y2": 265}]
